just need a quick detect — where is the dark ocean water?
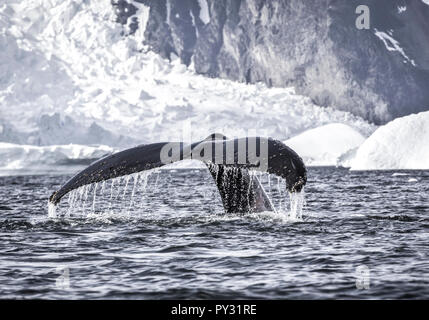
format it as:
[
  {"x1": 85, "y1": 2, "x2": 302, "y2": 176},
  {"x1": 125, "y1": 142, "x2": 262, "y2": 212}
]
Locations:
[{"x1": 0, "y1": 167, "x2": 428, "y2": 299}]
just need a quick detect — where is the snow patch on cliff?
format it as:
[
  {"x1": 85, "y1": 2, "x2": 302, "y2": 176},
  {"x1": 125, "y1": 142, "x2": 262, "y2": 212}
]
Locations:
[
  {"x1": 374, "y1": 29, "x2": 416, "y2": 66},
  {"x1": 397, "y1": 6, "x2": 407, "y2": 13},
  {"x1": 127, "y1": 1, "x2": 150, "y2": 41},
  {"x1": 197, "y1": 0, "x2": 210, "y2": 24}
]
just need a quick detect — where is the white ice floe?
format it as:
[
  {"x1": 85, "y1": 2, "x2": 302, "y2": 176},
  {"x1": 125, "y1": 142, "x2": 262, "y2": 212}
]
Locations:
[
  {"x1": 392, "y1": 173, "x2": 409, "y2": 176},
  {"x1": 0, "y1": 142, "x2": 113, "y2": 174},
  {"x1": 285, "y1": 123, "x2": 365, "y2": 167},
  {"x1": 350, "y1": 111, "x2": 429, "y2": 170},
  {"x1": 162, "y1": 159, "x2": 206, "y2": 169}
]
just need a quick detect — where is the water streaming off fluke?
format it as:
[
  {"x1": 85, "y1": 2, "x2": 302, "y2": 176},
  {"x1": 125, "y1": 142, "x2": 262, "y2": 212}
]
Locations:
[{"x1": 48, "y1": 169, "x2": 305, "y2": 221}]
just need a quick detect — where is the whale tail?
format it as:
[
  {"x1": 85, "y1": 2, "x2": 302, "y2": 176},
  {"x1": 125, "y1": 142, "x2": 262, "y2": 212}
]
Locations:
[{"x1": 49, "y1": 135, "x2": 307, "y2": 213}]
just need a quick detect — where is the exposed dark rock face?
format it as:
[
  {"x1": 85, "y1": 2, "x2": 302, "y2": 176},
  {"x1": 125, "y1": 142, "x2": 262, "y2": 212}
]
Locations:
[{"x1": 113, "y1": 0, "x2": 429, "y2": 124}]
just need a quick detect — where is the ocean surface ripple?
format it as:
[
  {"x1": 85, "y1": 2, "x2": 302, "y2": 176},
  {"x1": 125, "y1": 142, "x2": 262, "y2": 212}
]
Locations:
[{"x1": 0, "y1": 168, "x2": 428, "y2": 299}]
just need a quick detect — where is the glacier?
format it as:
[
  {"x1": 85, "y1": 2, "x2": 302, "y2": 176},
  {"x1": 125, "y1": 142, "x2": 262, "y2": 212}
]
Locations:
[
  {"x1": 0, "y1": 0, "x2": 428, "y2": 172},
  {"x1": 0, "y1": 0, "x2": 377, "y2": 172},
  {"x1": 0, "y1": 142, "x2": 113, "y2": 175}
]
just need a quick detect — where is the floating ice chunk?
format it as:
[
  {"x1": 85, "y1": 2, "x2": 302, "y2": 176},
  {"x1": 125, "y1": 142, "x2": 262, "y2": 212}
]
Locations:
[
  {"x1": 285, "y1": 123, "x2": 365, "y2": 167},
  {"x1": 350, "y1": 111, "x2": 429, "y2": 170},
  {"x1": 162, "y1": 159, "x2": 206, "y2": 169},
  {"x1": 392, "y1": 173, "x2": 409, "y2": 176}
]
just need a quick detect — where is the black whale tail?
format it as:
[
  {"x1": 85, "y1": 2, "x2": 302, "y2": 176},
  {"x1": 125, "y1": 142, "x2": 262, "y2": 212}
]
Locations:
[{"x1": 49, "y1": 135, "x2": 307, "y2": 213}]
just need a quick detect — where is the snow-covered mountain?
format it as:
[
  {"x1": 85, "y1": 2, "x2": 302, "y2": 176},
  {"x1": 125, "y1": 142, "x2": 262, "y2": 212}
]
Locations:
[
  {"x1": 0, "y1": 0, "x2": 428, "y2": 172},
  {"x1": 123, "y1": 0, "x2": 429, "y2": 123}
]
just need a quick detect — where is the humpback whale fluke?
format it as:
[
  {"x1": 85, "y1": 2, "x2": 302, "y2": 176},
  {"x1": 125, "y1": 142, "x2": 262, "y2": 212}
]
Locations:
[{"x1": 49, "y1": 135, "x2": 307, "y2": 214}]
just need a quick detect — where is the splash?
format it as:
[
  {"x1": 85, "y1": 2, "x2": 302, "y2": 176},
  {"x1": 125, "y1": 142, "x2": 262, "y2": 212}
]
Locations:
[
  {"x1": 49, "y1": 169, "x2": 158, "y2": 218},
  {"x1": 48, "y1": 201, "x2": 57, "y2": 218},
  {"x1": 250, "y1": 171, "x2": 306, "y2": 221},
  {"x1": 288, "y1": 187, "x2": 306, "y2": 220}
]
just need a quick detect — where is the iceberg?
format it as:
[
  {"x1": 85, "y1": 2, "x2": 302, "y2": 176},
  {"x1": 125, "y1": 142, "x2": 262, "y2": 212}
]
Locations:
[
  {"x1": 350, "y1": 111, "x2": 429, "y2": 170},
  {"x1": 285, "y1": 123, "x2": 365, "y2": 167}
]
